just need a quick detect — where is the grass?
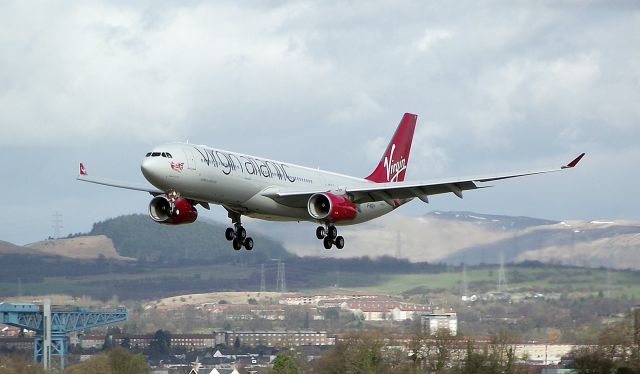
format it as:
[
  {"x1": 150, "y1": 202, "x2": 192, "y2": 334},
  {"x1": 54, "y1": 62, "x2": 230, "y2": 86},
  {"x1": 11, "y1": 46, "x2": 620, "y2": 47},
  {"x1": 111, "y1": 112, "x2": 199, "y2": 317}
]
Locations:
[
  {"x1": 336, "y1": 266, "x2": 640, "y2": 300},
  {"x1": 0, "y1": 264, "x2": 255, "y2": 300},
  {"x1": 5, "y1": 262, "x2": 640, "y2": 302}
]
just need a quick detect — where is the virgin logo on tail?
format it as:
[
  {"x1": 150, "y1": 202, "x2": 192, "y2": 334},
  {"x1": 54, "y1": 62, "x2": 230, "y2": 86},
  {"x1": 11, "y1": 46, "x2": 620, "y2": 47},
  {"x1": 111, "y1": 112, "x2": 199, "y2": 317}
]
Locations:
[
  {"x1": 383, "y1": 144, "x2": 407, "y2": 182},
  {"x1": 365, "y1": 113, "x2": 417, "y2": 184}
]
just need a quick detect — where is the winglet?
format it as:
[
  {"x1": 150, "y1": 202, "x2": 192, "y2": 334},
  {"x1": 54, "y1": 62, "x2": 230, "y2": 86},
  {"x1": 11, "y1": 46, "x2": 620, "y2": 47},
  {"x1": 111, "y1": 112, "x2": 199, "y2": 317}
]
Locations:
[
  {"x1": 561, "y1": 153, "x2": 585, "y2": 169},
  {"x1": 79, "y1": 162, "x2": 88, "y2": 176}
]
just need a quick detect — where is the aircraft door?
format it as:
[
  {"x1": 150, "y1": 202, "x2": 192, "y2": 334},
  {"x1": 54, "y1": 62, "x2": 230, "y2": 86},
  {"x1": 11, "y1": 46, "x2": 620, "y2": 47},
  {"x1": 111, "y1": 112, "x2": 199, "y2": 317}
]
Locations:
[{"x1": 183, "y1": 148, "x2": 197, "y2": 170}]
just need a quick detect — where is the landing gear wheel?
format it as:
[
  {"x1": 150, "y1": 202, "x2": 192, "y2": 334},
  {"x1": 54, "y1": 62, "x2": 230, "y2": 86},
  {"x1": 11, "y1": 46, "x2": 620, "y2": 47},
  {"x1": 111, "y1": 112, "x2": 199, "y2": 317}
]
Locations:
[
  {"x1": 328, "y1": 225, "x2": 338, "y2": 238},
  {"x1": 244, "y1": 237, "x2": 254, "y2": 250},
  {"x1": 334, "y1": 236, "x2": 345, "y2": 249},
  {"x1": 316, "y1": 226, "x2": 326, "y2": 239},
  {"x1": 237, "y1": 226, "x2": 247, "y2": 240},
  {"x1": 323, "y1": 236, "x2": 333, "y2": 249},
  {"x1": 225, "y1": 228, "x2": 235, "y2": 241},
  {"x1": 232, "y1": 239, "x2": 243, "y2": 250}
]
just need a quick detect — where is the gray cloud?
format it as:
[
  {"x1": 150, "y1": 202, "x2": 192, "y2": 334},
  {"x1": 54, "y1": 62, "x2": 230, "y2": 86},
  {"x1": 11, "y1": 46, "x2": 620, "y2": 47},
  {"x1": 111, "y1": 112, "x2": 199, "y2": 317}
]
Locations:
[{"x1": 0, "y1": 1, "x2": 638, "y2": 244}]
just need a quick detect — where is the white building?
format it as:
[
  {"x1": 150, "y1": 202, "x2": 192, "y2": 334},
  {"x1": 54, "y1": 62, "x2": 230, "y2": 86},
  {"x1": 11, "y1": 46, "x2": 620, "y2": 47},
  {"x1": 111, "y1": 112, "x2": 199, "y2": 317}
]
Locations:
[{"x1": 421, "y1": 313, "x2": 458, "y2": 336}]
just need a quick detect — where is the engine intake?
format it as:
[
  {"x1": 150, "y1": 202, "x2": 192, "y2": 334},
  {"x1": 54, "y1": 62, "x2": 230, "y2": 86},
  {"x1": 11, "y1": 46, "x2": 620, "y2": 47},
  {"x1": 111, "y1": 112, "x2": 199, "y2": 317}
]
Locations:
[
  {"x1": 308, "y1": 192, "x2": 357, "y2": 222},
  {"x1": 149, "y1": 196, "x2": 198, "y2": 225}
]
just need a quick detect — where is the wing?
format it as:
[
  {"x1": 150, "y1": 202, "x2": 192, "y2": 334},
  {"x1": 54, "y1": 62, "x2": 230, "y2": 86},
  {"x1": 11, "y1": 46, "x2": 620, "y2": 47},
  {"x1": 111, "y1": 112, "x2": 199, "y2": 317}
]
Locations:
[
  {"x1": 76, "y1": 162, "x2": 163, "y2": 195},
  {"x1": 263, "y1": 153, "x2": 585, "y2": 208}
]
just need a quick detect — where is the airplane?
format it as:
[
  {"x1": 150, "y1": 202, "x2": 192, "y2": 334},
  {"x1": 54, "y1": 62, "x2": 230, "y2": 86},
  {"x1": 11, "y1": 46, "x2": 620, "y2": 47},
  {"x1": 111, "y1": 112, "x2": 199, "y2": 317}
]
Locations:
[{"x1": 78, "y1": 113, "x2": 585, "y2": 251}]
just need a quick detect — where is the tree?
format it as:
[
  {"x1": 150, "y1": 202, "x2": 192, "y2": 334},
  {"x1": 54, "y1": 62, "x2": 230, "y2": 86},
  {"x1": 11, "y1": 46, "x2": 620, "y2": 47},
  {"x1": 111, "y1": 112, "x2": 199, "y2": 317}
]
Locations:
[
  {"x1": 272, "y1": 353, "x2": 299, "y2": 374},
  {"x1": 462, "y1": 339, "x2": 488, "y2": 374},
  {"x1": 324, "y1": 307, "x2": 340, "y2": 320},
  {"x1": 571, "y1": 347, "x2": 616, "y2": 373},
  {"x1": 64, "y1": 347, "x2": 149, "y2": 374},
  {"x1": 303, "y1": 311, "x2": 310, "y2": 329},
  {"x1": 65, "y1": 353, "x2": 111, "y2": 374},
  {"x1": 312, "y1": 331, "x2": 388, "y2": 373},
  {"x1": 108, "y1": 347, "x2": 149, "y2": 374},
  {"x1": 149, "y1": 329, "x2": 171, "y2": 356},
  {"x1": 120, "y1": 336, "x2": 131, "y2": 349},
  {"x1": 234, "y1": 337, "x2": 241, "y2": 349},
  {"x1": 0, "y1": 353, "x2": 46, "y2": 374}
]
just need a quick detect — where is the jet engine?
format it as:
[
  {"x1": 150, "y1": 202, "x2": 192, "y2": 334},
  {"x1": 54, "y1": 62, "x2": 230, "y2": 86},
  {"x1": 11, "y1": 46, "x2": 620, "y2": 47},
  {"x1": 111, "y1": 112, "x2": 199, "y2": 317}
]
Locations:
[
  {"x1": 149, "y1": 196, "x2": 198, "y2": 224},
  {"x1": 307, "y1": 192, "x2": 357, "y2": 222}
]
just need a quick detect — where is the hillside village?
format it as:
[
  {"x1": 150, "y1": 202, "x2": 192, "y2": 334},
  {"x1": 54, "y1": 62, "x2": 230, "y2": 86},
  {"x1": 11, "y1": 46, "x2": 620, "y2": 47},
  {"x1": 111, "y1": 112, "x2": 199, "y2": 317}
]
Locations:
[{"x1": 2, "y1": 212, "x2": 640, "y2": 372}]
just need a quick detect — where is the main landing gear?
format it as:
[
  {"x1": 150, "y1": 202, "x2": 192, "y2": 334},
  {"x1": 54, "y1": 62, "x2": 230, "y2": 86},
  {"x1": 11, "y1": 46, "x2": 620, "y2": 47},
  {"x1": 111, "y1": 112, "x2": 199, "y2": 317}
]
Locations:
[
  {"x1": 316, "y1": 224, "x2": 344, "y2": 250},
  {"x1": 225, "y1": 211, "x2": 253, "y2": 251}
]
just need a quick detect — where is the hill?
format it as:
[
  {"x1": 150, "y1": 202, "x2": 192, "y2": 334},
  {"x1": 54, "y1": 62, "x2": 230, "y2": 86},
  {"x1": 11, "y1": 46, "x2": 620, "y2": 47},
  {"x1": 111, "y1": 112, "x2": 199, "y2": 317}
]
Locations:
[
  {"x1": 273, "y1": 211, "x2": 640, "y2": 270},
  {"x1": 86, "y1": 214, "x2": 292, "y2": 263},
  {"x1": 0, "y1": 239, "x2": 43, "y2": 255},
  {"x1": 26, "y1": 235, "x2": 134, "y2": 261}
]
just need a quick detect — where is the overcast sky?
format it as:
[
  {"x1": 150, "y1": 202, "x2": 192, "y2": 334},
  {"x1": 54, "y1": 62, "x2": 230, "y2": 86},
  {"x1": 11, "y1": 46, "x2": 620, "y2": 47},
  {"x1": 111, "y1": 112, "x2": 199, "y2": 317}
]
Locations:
[{"x1": 0, "y1": 1, "x2": 638, "y2": 245}]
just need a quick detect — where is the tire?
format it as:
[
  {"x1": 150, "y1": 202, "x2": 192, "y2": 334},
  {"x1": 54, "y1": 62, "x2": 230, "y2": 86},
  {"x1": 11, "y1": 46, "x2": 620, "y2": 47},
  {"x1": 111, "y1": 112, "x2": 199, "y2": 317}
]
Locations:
[
  {"x1": 244, "y1": 237, "x2": 254, "y2": 251},
  {"x1": 238, "y1": 226, "x2": 247, "y2": 240},
  {"x1": 328, "y1": 225, "x2": 338, "y2": 238},
  {"x1": 232, "y1": 239, "x2": 243, "y2": 250},
  {"x1": 335, "y1": 236, "x2": 345, "y2": 249},
  {"x1": 323, "y1": 236, "x2": 333, "y2": 250},
  {"x1": 225, "y1": 228, "x2": 235, "y2": 241},
  {"x1": 316, "y1": 226, "x2": 325, "y2": 239}
]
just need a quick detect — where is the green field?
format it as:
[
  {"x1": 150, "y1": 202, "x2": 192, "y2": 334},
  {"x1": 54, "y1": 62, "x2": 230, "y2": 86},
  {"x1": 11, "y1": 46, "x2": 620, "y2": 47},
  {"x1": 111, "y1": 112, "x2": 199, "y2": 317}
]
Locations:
[
  {"x1": 328, "y1": 266, "x2": 640, "y2": 300},
  {"x1": 4, "y1": 261, "x2": 640, "y2": 302}
]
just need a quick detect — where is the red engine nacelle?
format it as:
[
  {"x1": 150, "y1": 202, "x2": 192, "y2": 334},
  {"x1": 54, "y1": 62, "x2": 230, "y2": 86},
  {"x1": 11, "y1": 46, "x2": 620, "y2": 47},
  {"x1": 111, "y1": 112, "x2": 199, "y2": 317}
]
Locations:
[
  {"x1": 149, "y1": 196, "x2": 198, "y2": 225},
  {"x1": 307, "y1": 192, "x2": 357, "y2": 222}
]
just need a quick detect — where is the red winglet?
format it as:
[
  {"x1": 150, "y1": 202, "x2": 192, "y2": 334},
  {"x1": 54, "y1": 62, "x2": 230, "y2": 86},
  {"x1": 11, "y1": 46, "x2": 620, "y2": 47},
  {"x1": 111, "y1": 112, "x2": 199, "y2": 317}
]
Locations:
[
  {"x1": 79, "y1": 162, "x2": 88, "y2": 176},
  {"x1": 562, "y1": 153, "x2": 585, "y2": 169}
]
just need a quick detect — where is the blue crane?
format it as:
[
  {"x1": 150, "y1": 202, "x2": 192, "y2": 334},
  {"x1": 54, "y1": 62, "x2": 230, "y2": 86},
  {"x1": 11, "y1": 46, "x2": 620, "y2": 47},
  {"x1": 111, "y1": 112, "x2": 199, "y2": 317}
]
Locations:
[{"x1": 0, "y1": 300, "x2": 128, "y2": 371}]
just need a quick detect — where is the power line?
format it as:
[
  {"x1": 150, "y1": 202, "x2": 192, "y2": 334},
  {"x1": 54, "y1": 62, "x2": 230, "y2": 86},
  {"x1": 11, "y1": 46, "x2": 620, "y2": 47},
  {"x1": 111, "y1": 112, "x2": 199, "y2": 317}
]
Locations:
[
  {"x1": 497, "y1": 253, "x2": 507, "y2": 292},
  {"x1": 460, "y1": 264, "x2": 468, "y2": 297},
  {"x1": 276, "y1": 261, "x2": 286, "y2": 292},
  {"x1": 52, "y1": 212, "x2": 63, "y2": 239},
  {"x1": 260, "y1": 264, "x2": 266, "y2": 293}
]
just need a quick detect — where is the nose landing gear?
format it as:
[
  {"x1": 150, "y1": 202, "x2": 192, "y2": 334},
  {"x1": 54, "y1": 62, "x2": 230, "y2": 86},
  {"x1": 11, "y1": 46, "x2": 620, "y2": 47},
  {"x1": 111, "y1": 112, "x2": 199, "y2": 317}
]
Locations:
[{"x1": 316, "y1": 224, "x2": 344, "y2": 250}]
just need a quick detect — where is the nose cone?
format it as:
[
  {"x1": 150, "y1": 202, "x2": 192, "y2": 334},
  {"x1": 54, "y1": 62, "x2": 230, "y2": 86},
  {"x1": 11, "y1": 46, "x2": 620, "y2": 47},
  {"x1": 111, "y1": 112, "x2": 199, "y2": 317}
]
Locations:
[{"x1": 141, "y1": 157, "x2": 160, "y2": 184}]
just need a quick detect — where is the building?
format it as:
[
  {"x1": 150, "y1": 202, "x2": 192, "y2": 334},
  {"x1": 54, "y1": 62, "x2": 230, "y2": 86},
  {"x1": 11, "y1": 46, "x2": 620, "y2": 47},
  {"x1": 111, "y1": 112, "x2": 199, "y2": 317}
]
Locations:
[
  {"x1": 421, "y1": 312, "x2": 458, "y2": 336},
  {"x1": 0, "y1": 326, "x2": 24, "y2": 337},
  {"x1": 279, "y1": 294, "x2": 377, "y2": 306},
  {"x1": 342, "y1": 300, "x2": 435, "y2": 321},
  {"x1": 81, "y1": 331, "x2": 334, "y2": 350},
  {"x1": 0, "y1": 337, "x2": 33, "y2": 350},
  {"x1": 223, "y1": 331, "x2": 335, "y2": 348},
  {"x1": 80, "y1": 334, "x2": 216, "y2": 350},
  {"x1": 205, "y1": 304, "x2": 324, "y2": 321}
]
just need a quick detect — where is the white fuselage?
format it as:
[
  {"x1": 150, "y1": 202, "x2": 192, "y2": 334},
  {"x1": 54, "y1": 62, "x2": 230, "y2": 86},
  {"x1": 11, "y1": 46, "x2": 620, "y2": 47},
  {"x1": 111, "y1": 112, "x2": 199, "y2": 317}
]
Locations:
[{"x1": 140, "y1": 143, "x2": 398, "y2": 224}]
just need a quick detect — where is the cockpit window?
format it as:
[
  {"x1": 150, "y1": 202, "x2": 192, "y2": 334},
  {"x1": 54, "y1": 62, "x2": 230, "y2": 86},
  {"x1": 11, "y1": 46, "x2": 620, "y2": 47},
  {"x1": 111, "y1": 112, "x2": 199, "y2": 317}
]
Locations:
[
  {"x1": 146, "y1": 152, "x2": 151, "y2": 157},
  {"x1": 161, "y1": 152, "x2": 167, "y2": 157},
  {"x1": 151, "y1": 152, "x2": 161, "y2": 157},
  {"x1": 166, "y1": 153, "x2": 172, "y2": 158}
]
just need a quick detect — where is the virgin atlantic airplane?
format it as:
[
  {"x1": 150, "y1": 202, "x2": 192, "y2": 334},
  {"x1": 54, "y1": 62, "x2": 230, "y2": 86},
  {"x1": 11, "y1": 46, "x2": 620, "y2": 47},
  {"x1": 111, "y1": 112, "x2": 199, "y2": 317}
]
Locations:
[{"x1": 78, "y1": 113, "x2": 584, "y2": 251}]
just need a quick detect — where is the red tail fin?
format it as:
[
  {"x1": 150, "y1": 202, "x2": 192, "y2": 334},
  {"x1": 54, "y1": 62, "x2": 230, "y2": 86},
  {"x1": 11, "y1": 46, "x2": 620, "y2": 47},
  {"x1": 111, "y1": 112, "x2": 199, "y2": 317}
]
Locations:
[{"x1": 365, "y1": 113, "x2": 417, "y2": 183}]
